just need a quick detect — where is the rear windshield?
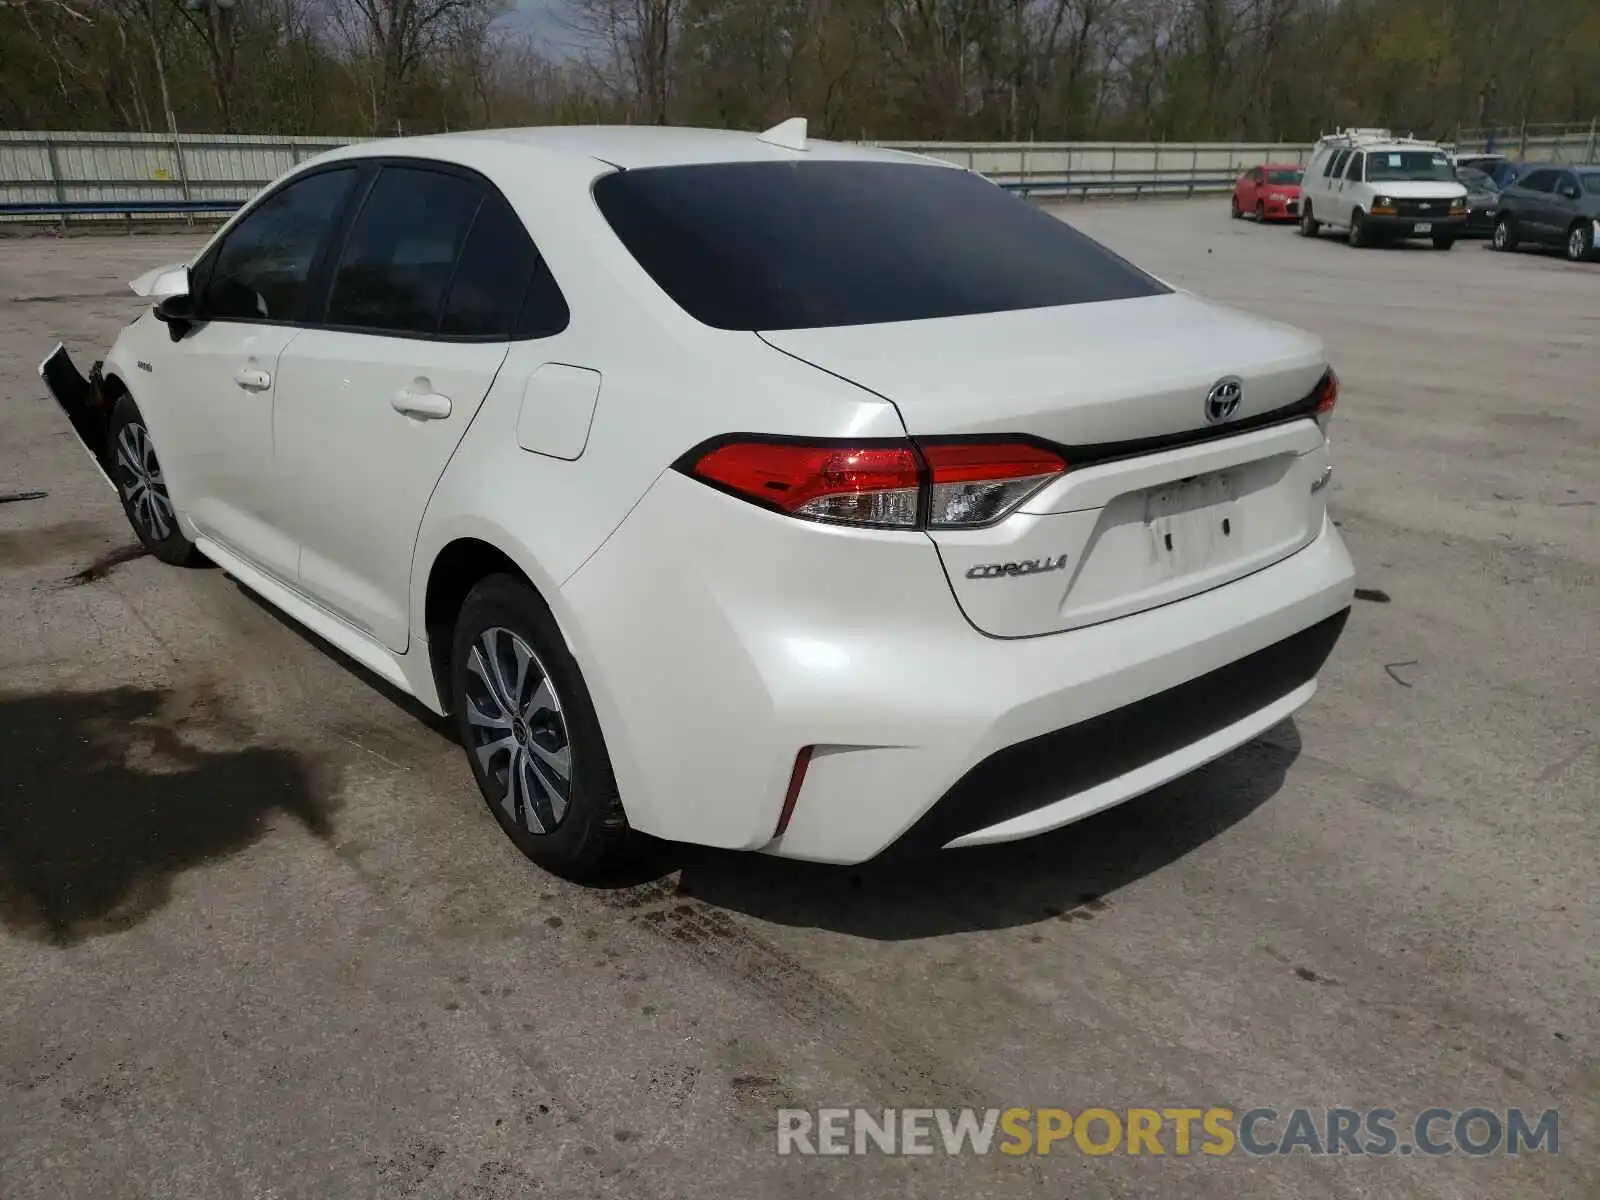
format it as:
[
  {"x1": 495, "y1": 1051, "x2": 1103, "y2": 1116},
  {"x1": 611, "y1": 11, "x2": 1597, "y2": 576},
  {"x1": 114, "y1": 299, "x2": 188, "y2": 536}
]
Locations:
[
  {"x1": 591, "y1": 161, "x2": 1168, "y2": 331},
  {"x1": 1365, "y1": 150, "x2": 1455, "y2": 182},
  {"x1": 1266, "y1": 169, "x2": 1303, "y2": 185}
]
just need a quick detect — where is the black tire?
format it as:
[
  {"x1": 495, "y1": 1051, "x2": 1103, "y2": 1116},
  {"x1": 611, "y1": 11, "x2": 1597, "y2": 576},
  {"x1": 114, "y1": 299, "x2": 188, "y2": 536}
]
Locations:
[
  {"x1": 1255, "y1": 201, "x2": 1266, "y2": 222},
  {"x1": 1566, "y1": 222, "x2": 1596, "y2": 262},
  {"x1": 1432, "y1": 235, "x2": 1456, "y2": 251},
  {"x1": 105, "y1": 393, "x2": 197, "y2": 566},
  {"x1": 1492, "y1": 215, "x2": 1518, "y2": 252},
  {"x1": 451, "y1": 573, "x2": 628, "y2": 880},
  {"x1": 1300, "y1": 205, "x2": 1320, "y2": 238},
  {"x1": 1230, "y1": 195, "x2": 1241, "y2": 219},
  {"x1": 1348, "y1": 210, "x2": 1370, "y2": 248}
]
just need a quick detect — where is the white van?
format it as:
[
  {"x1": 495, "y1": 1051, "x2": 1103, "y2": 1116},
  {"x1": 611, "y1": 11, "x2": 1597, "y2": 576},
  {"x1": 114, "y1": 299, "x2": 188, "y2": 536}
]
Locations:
[{"x1": 1299, "y1": 129, "x2": 1468, "y2": 249}]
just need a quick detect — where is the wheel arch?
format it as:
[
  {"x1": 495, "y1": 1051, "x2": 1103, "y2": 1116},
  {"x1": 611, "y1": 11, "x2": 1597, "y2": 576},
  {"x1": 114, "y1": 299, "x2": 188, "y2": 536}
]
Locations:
[{"x1": 416, "y1": 526, "x2": 577, "y2": 716}]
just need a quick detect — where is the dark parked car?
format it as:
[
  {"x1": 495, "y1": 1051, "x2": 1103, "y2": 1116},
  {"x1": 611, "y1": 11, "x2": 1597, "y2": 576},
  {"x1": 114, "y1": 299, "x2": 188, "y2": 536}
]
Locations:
[
  {"x1": 1492, "y1": 164, "x2": 1600, "y2": 261},
  {"x1": 1454, "y1": 153, "x2": 1521, "y2": 189},
  {"x1": 1456, "y1": 166, "x2": 1499, "y2": 236}
]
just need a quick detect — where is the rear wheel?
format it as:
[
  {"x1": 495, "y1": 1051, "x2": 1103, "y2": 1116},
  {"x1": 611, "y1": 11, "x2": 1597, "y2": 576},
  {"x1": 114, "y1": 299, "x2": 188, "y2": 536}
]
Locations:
[
  {"x1": 1432, "y1": 234, "x2": 1456, "y2": 251},
  {"x1": 451, "y1": 574, "x2": 628, "y2": 880},
  {"x1": 1567, "y1": 222, "x2": 1596, "y2": 262},
  {"x1": 1300, "y1": 204, "x2": 1320, "y2": 238},
  {"x1": 106, "y1": 394, "x2": 197, "y2": 566},
  {"x1": 1492, "y1": 215, "x2": 1518, "y2": 252}
]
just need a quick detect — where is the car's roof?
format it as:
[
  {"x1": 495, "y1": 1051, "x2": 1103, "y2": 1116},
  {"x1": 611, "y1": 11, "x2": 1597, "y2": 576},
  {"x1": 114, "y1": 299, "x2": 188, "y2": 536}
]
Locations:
[{"x1": 316, "y1": 124, "x2": 955, "y2": 172}]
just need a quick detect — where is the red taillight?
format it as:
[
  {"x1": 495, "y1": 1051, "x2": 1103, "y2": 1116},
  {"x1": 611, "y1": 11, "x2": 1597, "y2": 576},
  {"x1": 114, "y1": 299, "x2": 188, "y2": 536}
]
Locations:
[
  {"x1": 921, "y1": 441, "x2": 1067, "y2": 528},
  {"x1": 682, "y1": 438, "x2": 1066, "y2": 530},
  {"x1": 1313, "y1": 369, "x2": 1339, "y2": 432},
  {"x1": 688, "y1": 441, "x2": 921, "y2": 527}
]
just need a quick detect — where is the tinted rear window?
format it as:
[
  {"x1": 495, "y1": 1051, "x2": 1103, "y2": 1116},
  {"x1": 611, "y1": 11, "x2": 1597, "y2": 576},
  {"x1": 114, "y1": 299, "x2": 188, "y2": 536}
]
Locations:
[{"x1": 591, "y1": 161, "x2": 1167, "y2": 331}]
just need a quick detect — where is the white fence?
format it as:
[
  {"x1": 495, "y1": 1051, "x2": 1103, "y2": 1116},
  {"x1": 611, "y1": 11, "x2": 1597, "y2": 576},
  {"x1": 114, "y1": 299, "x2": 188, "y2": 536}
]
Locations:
[{"x1": 2, "y1": 127, "x2": 1597, "y2": 219}]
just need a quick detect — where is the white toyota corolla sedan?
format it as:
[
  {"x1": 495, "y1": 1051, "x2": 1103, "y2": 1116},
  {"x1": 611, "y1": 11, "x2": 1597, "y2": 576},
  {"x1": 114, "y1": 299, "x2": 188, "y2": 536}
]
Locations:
[{"x1": 42, "y1": 121, "x2": 1355, "y2": 879}]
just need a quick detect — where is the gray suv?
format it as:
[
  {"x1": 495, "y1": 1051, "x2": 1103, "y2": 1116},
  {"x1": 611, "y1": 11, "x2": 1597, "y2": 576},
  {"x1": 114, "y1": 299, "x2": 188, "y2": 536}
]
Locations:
[{"x1": 1492, "y1": 164, "x2": 1600, "y2": 262}]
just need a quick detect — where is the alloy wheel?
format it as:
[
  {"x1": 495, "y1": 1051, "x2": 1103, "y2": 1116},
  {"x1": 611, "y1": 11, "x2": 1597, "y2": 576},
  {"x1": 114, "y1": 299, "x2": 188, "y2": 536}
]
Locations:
[
  {"x1": 1569, "y1": 227, "x2": 1588, "y2": 261},
  {"x1": 114, "y1": 421, "x2": 175, "y2": 542},
  {"x1": 464, "y1": 625, "x2": 572, "y2": 835}
]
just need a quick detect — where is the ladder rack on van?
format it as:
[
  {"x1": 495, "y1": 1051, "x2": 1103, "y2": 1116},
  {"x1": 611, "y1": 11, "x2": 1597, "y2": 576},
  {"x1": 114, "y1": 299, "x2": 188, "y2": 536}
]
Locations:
[{"x1": 1313, "y1": 128, "x2": 1444, "y2": 151}]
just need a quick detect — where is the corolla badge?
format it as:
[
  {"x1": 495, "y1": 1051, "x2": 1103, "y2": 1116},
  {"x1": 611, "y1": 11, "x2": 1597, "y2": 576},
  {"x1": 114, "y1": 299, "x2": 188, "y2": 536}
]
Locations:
[
  {"x1": 966, "y1": 554, "x2": 1068, "y2": 580},
  {"x1": 1204, "y1": 376, "x2": 1243, "y2": 424}
]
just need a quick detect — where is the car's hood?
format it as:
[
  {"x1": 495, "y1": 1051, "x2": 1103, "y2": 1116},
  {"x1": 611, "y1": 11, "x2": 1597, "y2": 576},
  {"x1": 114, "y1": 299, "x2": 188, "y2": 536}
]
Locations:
[
  {"x1": 1371, "y1": 180, "x2": 1467, "y2": 200},
  {"x1": 758, "y1": 291, "x2": 1327, "y2": 446}
]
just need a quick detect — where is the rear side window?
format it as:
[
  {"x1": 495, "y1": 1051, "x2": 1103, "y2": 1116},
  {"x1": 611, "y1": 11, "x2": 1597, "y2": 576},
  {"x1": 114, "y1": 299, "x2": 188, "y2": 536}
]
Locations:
[
  {"x1": 1326, "y1": 150, "x2": 1349, "y2": 178},
  {"x1": 326, "y1": 166, "x2": 482, "y2": 335},
  {"x1": 438, "y1": 193, "x2": 567, "y2": 339},
  {"x1": 204, "y1": 167, "x2": 357, "y2": 322},
  {"x1": 592, "y1": 161, "x2": 1167, "y2": 331}
]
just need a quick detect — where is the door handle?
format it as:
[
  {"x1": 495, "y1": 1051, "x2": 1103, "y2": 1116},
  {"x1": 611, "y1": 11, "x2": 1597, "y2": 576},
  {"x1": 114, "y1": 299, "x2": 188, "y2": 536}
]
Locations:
[
  {"x1": 234, "y1": 367, "x2": 272, "y2": 391},
  {"x1": 391, "y1": 389, "x2": 452, "y2": 420}
]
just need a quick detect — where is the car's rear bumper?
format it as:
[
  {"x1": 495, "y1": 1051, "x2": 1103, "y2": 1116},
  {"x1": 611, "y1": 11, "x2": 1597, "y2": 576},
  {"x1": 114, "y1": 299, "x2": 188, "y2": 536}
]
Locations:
[{"x1": 563, "y1": 469, "x2": 1356, "y2": 865}]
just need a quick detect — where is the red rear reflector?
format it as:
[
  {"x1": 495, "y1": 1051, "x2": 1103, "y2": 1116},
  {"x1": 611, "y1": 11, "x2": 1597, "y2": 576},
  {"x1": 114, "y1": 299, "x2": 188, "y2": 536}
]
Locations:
[{"x1": 774, "y1": 745, "x2": 814, "y2": 838}]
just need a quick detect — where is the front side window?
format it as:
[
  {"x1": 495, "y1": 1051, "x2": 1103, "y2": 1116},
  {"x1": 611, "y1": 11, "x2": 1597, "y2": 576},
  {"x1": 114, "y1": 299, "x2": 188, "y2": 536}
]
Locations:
[
  {"x1": 1364, "y1": 151, "x2": 1455, "y2": 183},
  {"x1": 325, "y1": 166, "x2": 483, "y2": 335},
  {"x1": 1556, "y1": 172, "x2": 1580, "y2": 197},
  {"x1": 1345, "y1": 153, "x2": 1365, "y2": 181},
  {"x1": 592, "y1": 161, "x2": 1167, "y2": 332},
  {"x1": 203, "y1": 167, "x2": 357, "y2": 322},
  {"x1": 1519, "y1": 170, "x2": 1557, "y2": 193}
]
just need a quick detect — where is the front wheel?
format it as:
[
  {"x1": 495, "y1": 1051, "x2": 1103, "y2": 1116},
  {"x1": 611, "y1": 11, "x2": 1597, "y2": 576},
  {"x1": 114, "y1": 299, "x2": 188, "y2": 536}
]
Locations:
[
  {"x1": 1348, "y1": 210, "x2": 1370, "y2": 248},
  {"x1": 106, "y1": 394, "x2": 197, "y2": 566},
  {"x1": 1492, "y1": 215, "x2": 1518, "y2": 252},
  {"x1": 1300, "y1": 205, "x2": 1320, "y2": 238},
  {"x1": 1567, "y1": 222, "x2": 1596, "y2": 262},
  {"x1": 1433, "y1": 235, "x2": 1456, "y2": 251},
  {"x1": 1230, "y1": 195, "x2": 1241, "y2": 219},
  {"x1": 451, "y1": 574, "x2": 628, "y2": 880},
  {"x1": 1255, "y1": 201, "x2": 1266, "y2": 222}
]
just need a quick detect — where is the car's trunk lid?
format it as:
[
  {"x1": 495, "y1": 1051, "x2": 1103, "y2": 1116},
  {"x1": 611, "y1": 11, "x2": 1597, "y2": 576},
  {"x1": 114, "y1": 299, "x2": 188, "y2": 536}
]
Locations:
[
  {"x1": 759, "y1": 292, "x2": 1325, "y2": 446},
  {"x1": 760, "y1": 292, "x2": 1334, "y2": 637}
]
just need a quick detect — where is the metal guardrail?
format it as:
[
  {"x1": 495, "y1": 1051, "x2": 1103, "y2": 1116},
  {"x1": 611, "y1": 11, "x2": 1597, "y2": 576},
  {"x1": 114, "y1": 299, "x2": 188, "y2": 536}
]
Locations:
[
  {"x1": 996, "y1": 175, "x2": 1237, "y2": 198},
  {"x1": 0, "y1": 130, "x2": 1303, "y2": 227}
]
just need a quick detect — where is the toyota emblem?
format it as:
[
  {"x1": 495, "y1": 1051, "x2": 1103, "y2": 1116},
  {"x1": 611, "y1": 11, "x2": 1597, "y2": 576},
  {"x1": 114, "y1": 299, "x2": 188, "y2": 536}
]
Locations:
[{"x1": 1204, "y1": 377, "x2": 1243, "y2": 424}]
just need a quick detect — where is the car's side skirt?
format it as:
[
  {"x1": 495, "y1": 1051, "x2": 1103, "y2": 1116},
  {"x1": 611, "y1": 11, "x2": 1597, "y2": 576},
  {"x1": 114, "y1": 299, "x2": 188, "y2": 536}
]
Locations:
[{"x1": 195, "y1": 534, "x2": 417, "y2": 698}]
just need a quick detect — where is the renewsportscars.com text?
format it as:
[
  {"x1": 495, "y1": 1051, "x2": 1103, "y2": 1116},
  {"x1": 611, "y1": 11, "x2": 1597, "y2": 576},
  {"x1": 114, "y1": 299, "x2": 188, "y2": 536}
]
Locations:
[{"x1": 777, "y1": 1106, "x2": 1559, "y2": 1158}]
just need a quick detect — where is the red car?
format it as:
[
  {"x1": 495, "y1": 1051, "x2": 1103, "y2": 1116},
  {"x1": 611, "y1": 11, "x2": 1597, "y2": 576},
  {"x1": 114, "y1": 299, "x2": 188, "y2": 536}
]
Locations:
[{"x1": 1231, "y1": 163, "x2": 1305, "y2": 222}]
